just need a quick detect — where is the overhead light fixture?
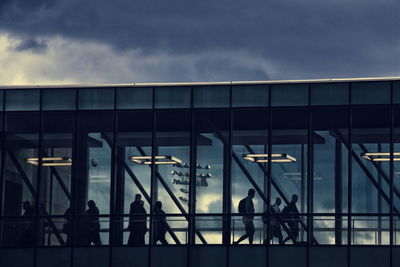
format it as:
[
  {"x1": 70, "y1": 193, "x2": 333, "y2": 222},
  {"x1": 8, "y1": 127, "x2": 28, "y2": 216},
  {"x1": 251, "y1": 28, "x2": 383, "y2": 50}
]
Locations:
[
  {"x1": 243, "y1": 153, "x2": 296, "y2": 163},
  {"x1": 26, "y1": 157, "x2": 72, "y2": 166},
  {"x1": 361, "y1": 152, "x2": 400, "y2": 162},
  {"x1": 130, "y1": 155, "x2": 182, "y2": 165}
]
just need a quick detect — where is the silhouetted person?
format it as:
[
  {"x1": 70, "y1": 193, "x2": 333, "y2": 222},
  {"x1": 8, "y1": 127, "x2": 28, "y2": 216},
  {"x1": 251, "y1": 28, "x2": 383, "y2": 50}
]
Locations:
[
  {"x1": 264, "y1": 197, "x2": 283, "y2": 244},
  {"x1": 234, "y1": 189, "x2": 256, "y2": 244},
  {"x1": 152, "y1": 201, "x2": 168, "y2": 245},
  {"x1": 63, "y1": 206, "x2": 73, "y2": 246},
  {"x1": 282, "y1": 194, "x2": 300, "y2": 244},
  {"x1": 85, "y1": 200, "x2": 102, "y2": 245},
  {"x1": 128, "y1": 194, "x2": 147, "y2": 245},
  {"x1": 19, "y1": 201, "x2": 36, "y2": 246}
]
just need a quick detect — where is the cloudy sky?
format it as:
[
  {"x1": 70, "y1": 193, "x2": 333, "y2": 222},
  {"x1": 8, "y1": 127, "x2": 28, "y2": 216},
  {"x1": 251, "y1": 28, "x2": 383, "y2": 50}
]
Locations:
[{"x1": 0, "y1": 0, "x2": 399, "y2": 85}]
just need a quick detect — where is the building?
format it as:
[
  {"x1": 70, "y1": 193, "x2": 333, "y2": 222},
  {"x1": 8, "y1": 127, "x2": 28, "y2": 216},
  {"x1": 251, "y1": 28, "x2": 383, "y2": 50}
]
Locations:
[{"x1": 0, "y1": 77, "x2": 400, "y2": 267}]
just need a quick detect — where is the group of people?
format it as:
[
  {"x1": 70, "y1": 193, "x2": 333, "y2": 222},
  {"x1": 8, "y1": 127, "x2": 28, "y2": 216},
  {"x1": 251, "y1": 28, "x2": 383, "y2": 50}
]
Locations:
[
  {"x1": 62, "y1": 194, "x2": 168, "y2": 246},
  {"x1": 19, "y1": 189, "x2": 299, "y2": 246},
  {"x1": 127, "y1": 194, "x2": 168, "y2": 245},
  {"x1": 234, "y1": 189, "x2": 300, "y2": 245}
]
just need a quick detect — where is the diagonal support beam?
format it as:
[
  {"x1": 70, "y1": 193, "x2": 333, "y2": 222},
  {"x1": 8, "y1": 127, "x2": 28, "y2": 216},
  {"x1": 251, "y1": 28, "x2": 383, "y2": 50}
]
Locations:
[
  {"x1": 244, "y1": 145, "x2": 319, "y2": 244},
  {"x1": 135, "y1": 146, "x2": 208, "y2": 244},
  {"x1": 101, "y1": 133, "x2": 181, "y2": 244},
  {"x1": 48, "y1": 166, "x2": 71, "y2": 201},
  {"x1": 358, "y1": 143, "x2": 400, "y2": 206},
  {"x1": 6, "y1": 148, "x2": 65, "y2": 245},
  {"x1": 120, "y1": 154, "x2": 181, "y2": 244},
  {"x1": 332, "y1": 129, "x2": 400, "y2": 214},
  {"x1": 213, "y1": 132, "x2": 301, "y2": 244}
]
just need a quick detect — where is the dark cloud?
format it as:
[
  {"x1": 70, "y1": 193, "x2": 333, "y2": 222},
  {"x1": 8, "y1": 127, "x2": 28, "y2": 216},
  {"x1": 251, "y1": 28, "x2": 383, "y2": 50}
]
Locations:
[
  {"x1": 0, "y1": 0, "x2": 399, "y2": 81},
  {"x1": 12, "y1": 38, "x2": 48, "y2": 53}
]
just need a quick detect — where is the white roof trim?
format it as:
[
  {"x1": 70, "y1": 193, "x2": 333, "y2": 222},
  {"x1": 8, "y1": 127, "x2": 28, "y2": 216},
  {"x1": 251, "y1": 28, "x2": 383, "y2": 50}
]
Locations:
[{"x1": 0, "y1": 76, "x2": 399, "y2": 89}]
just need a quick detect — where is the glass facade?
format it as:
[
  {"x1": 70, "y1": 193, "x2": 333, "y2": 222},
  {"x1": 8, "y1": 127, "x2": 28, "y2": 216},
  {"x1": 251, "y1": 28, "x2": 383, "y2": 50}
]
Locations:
[{"x1": 0, "y1": 79, "x2": 399, "y2": 267}]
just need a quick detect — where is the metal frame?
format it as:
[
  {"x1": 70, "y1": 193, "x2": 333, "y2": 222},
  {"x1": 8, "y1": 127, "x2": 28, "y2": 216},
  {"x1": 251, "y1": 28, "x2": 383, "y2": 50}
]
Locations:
[{"x1": 0, "y1": 80, "x2": 399, "y2": 267}]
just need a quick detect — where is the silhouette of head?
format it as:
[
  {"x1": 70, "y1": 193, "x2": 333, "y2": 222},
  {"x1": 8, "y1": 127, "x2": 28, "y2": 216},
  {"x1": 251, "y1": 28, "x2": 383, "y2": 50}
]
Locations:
[
  {"x1": 22, "y1": 201, "x2": 31, "y2": 211},
  {"x1": 135, "y1": 194, "x2": 142, "y2": 201},
  {"x1": 275, "y1": 197, "x2": 281, "y2": 206},
  {"x1": 155, "y1": 201, "x2": 162, "y2": 210},
  {"x1": 291, "y1": 194, "x2": 298, "y2": 204},
  {"x1": 248, "y1": 189, "x2": 256, "y2": 199},
  {"x1": 87, "y1": 200, "x2": 96, "y2": 209}
]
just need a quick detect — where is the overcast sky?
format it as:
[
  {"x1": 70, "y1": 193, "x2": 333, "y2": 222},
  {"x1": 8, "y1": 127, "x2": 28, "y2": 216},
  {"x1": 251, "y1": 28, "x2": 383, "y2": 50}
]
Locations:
[{"x1": 0, "y1": 0, "x2": 399, "y2": 85}]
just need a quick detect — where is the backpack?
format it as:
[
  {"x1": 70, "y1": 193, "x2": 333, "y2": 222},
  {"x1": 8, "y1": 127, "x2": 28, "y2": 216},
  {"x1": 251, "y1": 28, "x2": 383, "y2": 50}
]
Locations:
[{"x1": 238, "y1": 198, "x2": 247, "y2": 214}]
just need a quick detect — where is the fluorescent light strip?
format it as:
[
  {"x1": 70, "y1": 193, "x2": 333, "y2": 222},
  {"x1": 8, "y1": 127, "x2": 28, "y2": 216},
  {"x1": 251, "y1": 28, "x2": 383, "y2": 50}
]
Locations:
[
  {"x1": 243, "y1": 153, "x2": 296, "y2": 163},
  {"x1": 26, "y1": 157, "x2": 72, "y2": 166},
  {"x1": 129, "y1": 155, "x2": 183, "y2": 165},
  {"x1": 361, "y1": 152, "x2": 400, "y2": 162}
]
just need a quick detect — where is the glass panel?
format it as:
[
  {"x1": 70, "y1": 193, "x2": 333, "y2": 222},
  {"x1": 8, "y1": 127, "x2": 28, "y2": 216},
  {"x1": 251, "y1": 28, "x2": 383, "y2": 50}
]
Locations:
[
  {"x1": 40, "y1": 112, "x2": 74, "y2": 215},
  {"x1": 313, "y1": 216, "x2": 348, "y2": 245},
  {"x1": 154, "y1": 110, "x2": 190, "y2": 244},
  {"x1": 1, "y1": 112, "x2": 40, "y2": 247},
  {"x1": 190, "y1": 246, "x2": 227, "y2": 267},
  {"x1": 0, "y1": 90, "x2": 3, "y2": 111},
  {"x1": 150, "y1": 246, "x2": 188, "y2": 267},
  {"x1": 231, "y1": 215, "x2": 264, "y2": 244},
  {"x1": 351, "y1": 107, "x2": 390, "y2": 214},
  {"x1": 270, "y1": 108, "x2": 308, "y2": 244},
  {"x1": 42, "y1": 89, "x2": 76, "y2": 110},
  {"x1": 350, "y1": 247, "x2": 390, "y2": 267},
  {"x1": 351, "y1": 82, "x2": 391, "y2": 105},
  {"x1": 392, "y1": 81, "x2": 400, "y2": 104},
  {"x1": 232, "y1": 85, "x2": 269, "y2": 107},
  {"x1": 229, "y1": 246, "x2": 266, "y2": 267},
  {"x1": 39, "y1": 112, "x2": 74, "y2": 246},
  {"x1": 6, "y1": 89, "x2": 40, "y2": 111},
  {"x1": 269, "y1": 246, "x2": 307, "y2": 267},
  {"x1": 112, "y1": 247, "x2": 148, "y2": 267},
  {"x1": 194, "y1": 109, "x2": 229, "y2": 214},
  {"x1": 193, "y1": 85, "x2": 230, "y2": 108},
  {"x1": 0, "y1": 248, "x2": 34, "y2": 267},
  {"x1": 155, "y1": 110, "x2": 190, "y2": 214},
  {"x1": 117, "y1": 87, "x2": 153, "y2": 109},
  {"x1": 392, "y1": 106, "x2": 400, "y2": 244},
  {"x1": 116, "y1": 110, "x2": 152, "y2": 246},
  {"x1": 195, "y1": 216, "x2": 225, "y2": 244},
  {"x1": 309, "y1": 247, "x2": 347, "y2": 267},
  {"x1": 393, "y1": 247, "x2": 400, "y2": 267},
  {"x1": 351, "y1": 216, "x2": 389, "y2": 245},
  {"x1": 271, "y1": 84, "x2": 308, "y2": 106},
  {"x1": 36, "y1": 248, "x2": 71, "y2": 267},
  {"x1": 155, "y1": 86, "x2": 190, "y2": 108},
  {"x1": 78, "y1": 88, "x2": 114, "y2": 110},
  {"x1": 231, "y1": 109, "x2": 268, "y2": 245},
  {"x1": 73, "y1": 247, "x2": 110, "y2": 267},
  {"x1": 310, "y1": 83, "x2": 349, "y2": 105},
  {"x1": 194, "y1": 109, "x2": 228, "y2": 244},
  {"x1": 312, "y1": 107, "x2": 349, "y2": 245},
  {"x1": 74, "y1": 111, "x2": 114, "y2": 245}
]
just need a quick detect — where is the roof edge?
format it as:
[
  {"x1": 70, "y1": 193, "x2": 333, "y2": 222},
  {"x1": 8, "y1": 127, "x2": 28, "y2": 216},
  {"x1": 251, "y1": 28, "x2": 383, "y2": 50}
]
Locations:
[{"x1": 1, "y1": 76, "x2": 399, "y2": 89}]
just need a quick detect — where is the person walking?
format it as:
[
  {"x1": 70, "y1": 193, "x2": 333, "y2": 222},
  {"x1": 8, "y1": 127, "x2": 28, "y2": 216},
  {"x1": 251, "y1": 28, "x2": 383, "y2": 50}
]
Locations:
[
  {"x1": 234, "y1": 189, "x2": 256, "y2": 244},
  {"x1": 128, "y1": 194, "x2": 147, "y2": 245}
]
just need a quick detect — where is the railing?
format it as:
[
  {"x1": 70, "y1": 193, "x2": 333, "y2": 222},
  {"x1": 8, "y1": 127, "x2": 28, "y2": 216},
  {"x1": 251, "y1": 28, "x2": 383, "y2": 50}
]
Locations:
[{"x1": 0, "y1": 214, "x2": 399, "y2": 247}]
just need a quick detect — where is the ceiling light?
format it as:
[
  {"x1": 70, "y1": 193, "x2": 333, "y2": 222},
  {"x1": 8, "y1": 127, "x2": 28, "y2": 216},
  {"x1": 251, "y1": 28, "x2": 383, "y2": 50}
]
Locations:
[
  {"x1": 361, "y1": 152, "x2": 400, "y2": 162},
  {"x1": 130, "y1": 155, "x2": 182, "y2": 165},
  {"x1": 243, "y1": 153, "x2": 296, "y2": 163},
  {"x1": 26, "y1": 157, "x2": 72, "y2": 166}
]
